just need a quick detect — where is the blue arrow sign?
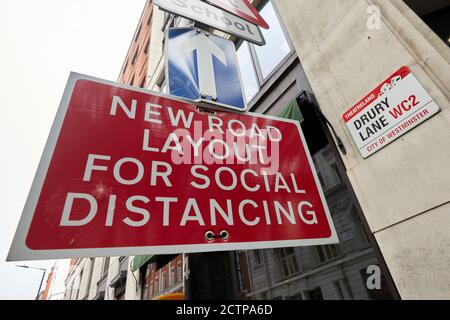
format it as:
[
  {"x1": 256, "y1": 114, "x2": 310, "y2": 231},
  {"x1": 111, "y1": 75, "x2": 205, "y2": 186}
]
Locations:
[{"x1": 166, "y1": 27, "x2": 247, "y2": 111}]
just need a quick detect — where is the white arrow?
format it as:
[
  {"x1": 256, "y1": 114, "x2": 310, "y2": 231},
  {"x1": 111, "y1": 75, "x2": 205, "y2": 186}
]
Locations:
[{"x1": 183, "y1": 32, "x2": 227, "y2": 100}]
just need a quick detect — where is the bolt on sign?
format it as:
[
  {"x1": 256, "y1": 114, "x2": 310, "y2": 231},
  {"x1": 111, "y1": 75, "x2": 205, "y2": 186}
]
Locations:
[
  {"x1": 8, "y1": 73, "x2": 337, "y2": 261},
  {"x1": 343, "y1": 66, "x2": 441, "y2": 158}
]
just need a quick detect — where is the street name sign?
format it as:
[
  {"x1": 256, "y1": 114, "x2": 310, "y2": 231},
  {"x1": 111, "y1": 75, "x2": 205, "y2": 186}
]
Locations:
[
  {"x1": 166, "y1": 28, "x2": 246, "y2": 112},
  {"x1": 206, "y1": 0, "x2": 269, "y2": 29},
  {"x1": 343, "y1": 66, "x2": 441, "y2": 158},
  {"x1": 153, "y1": 0, "x2": 265, "y2": 45},
  {"x1": 8, "y1": 73, "x2": 337, "y2": 261}
]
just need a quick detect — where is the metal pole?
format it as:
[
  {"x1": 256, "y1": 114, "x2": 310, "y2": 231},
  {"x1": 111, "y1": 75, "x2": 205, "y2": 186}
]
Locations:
[
  {"x1": 16, "y1": 266, "x2": 47, "y2": 300},
  {"x1": 184, "y1": 251, "x2": 239, "y2": 300},
  {"x1": 180, "y1": 21, "x2": 240, "y2": 301},
  {"x1": 35, "y1": 269, "x2": 46, "y2": 300}
]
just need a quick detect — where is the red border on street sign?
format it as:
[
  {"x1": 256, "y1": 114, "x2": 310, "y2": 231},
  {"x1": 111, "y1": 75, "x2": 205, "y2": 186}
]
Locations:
[
  {"x1": 207, "y1": 0, "x2": 269, "y2": 29},
  {"x1": 342, "y1": 66, "x2": 411, "y2": 123}
]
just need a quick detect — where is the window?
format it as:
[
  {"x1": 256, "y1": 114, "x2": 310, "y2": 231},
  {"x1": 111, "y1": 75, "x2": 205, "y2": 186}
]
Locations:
[
  {"x1": 161, "y1": 271, "x2": 167, "y2": 291},
  {"x1": 308, "y1": 287, "x2": 324, "y2": 300},
  {"x1": 331, "y1": 163, "x2": 343, "y2": 184},
  {"x1": 162, "y1": 12, "x2": 175, "y2": 31},
  {"x1": 149, "y1": 280, "x2": 153, "y2": 299},
  {"x1": 237, "y1": 42, "x2": 259, "y2": 102},
  {"x1": 153, "y1": 277, "x2": 159, "y2": 297},
  {"x1": 333, "y1": 279, "x2": 353, "y2": 300},
  {"x1": 69, "y1": 282, "x2": 76, "y2": 300},
  {"x1": 334, "y1": 281, "x2": 345, "y2": 299},
  {"x1": 144, "y1": 38, "x2": 150, "y2": 55},
  {"x1": 236, "y1": 1, "x2": 292, "y2": 102},
  {"x1": 135, "y1": 24, "x2": 142, "y2": 42},
  {"x1": 253, "y1": 1, "x2": 291, "y2": 78},
  {"x1": 132, "y1": 47, "x2": 139, "y2": 65},
  {"x1": 253, "y1": 250, "x2": 263, "y2": 265},
  {"x1": 75, "y1": 270, "x2": 83, "y2": 300},
  {"x1": 142, "y1": 267, "x2": 150, "y2": 300},
  {"x1": 122, "y1": 60, "x2": 128, "y2": 75},
  {"x1": 176, "y1": 261, "x2": 182, "y2": 284},
  {"x1": 278, "y1": 247, "x2": 299, "y2": 277},
  {"x1": 140, "y1": 77, "x2": 146, "y2": 88},
  {"x1": 160, "y1": 81, "x2": 168, "y2": 94},
  {"x1": 66, "y1": 283, "x2": 72, "y2": 299},
  {"x1": 169, "y1": 266, "x2": 175, "y2": 287},
  {"x1": 102, "y1": 257, "x2": 110, "y2": 275},
  {"x1": 317, "y1": 244, "x2": 341, "y2": 263}
]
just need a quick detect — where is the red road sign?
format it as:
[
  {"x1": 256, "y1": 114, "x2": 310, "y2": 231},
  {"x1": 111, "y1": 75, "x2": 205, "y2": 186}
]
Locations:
[
  {"x1": 206, "y1": 0, "x2": 269, "y2": 29},
  {"x1": 8, "y1": 73, "x2": 337, "y2": 261}
]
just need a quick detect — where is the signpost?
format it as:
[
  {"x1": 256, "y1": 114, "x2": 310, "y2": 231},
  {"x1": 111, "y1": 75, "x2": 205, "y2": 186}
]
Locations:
[
  {"x1": 8, "y1": 73, "x2": 337, "y2": 261},
  {"x1": 166, "y1": 28, "x2": 247, "y2": 111},
  {"x1": 206, "y1": 0, "x2": 269, "y2": 29},
  {"x1": 153, "y1": 0, "x2": 265, "y2": 45},
  {"x1": 343, "y1": 66, "x2": 441, "y2": 158}
]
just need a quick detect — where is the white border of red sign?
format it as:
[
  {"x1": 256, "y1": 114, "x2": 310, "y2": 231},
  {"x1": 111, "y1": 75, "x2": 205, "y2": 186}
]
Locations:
[
  {"x1": 153, "y1": 0, "x2": 266, "y2": 46},
  {"x1": 8, "y1": 72, "x2": 338, "y2": 261}
]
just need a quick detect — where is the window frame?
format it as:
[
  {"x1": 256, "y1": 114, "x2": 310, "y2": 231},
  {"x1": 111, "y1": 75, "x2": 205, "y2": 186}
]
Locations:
[
  {"x1": 176, "y1": 261, "x2": 183, "y2": 284},
  {"x1": 235, "y1": 0, "x2": 294, "y2": 102},
  {"x1": 102, "y1": 257, "x2": 110, "y2": 275},
  {"x1": 161, "y1": 271, "x2": 167, "y2": 291},
  {"x1": 316, "y1": 244, "x2": 341, "y2": 264},
  {"x1": 148, "y1": 280, "x2": 153, "y2": 299},
  {"x1": 153, "y1": 277, "x2": 159, "y2": 297},
  {"x1": 278, "y1": 248, "x2": 300, "y2": 278},
  {"x1": 169, "y1": 266, "x2": 175, "y2": 287},
  {"x1": 253, "y1": 250, "x2": 263, "y2": 265}
]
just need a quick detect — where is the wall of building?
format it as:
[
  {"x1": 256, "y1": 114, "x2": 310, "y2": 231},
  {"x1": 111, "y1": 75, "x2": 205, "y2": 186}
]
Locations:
[
  {"x1": 144, "y1": 255, "x2": 184, "y2": 299},
  {"x1": 118, "y1": 0, "x2": 154, "y2": 87},
  {"x1": 147, "y1": 5, "x2": 167, "y2": 90},
  {"x1": 274, "y1": 0, "x2": 450, "y2": 299},
  {"x1": 39, "y1": 267, "x2": 54, "y2": 300},
  {"x1": 147, "y1": 7, "x2": 192, "y2": 91},
  {"x1": 43, "y1": 260, "x2": 70, "y2": 300},
  {"x1": 64, "y1": 258, "x2": 92, "y2": 300}
]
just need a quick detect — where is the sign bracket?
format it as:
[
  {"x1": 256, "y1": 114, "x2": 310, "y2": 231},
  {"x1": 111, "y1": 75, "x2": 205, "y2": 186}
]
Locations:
[{"x1": 299, "y1": 91, "x2": 347, "y2": 155}]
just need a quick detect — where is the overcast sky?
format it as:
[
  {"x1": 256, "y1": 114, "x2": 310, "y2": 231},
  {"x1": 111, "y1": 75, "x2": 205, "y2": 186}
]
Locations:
[{"x1": 0, "y1": 0, "x2": 147, "y2": 300}]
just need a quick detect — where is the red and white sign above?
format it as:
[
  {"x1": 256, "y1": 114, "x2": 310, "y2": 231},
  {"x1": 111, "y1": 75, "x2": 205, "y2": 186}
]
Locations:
[
  {"x1": 8, "y1": 73, "x2": 337, "y2": 261},
  {"x1": 343, "y1": 66, "x2": 440, "y2": 158},
  {"x1": 206, "y1": 0, "x2": 269, "y2": 29}
]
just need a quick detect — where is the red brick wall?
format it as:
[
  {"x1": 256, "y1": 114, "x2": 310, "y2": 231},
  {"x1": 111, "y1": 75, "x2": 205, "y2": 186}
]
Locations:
[
  {"x1": 40, "y1": 267, "x2": 54, "y2": 300},
  {"x1": 118, "y1": 0, "x2": 153, "y2": 88},
  {"x1": 145, "y1": 255, "x2": 183, "y2": 299}
]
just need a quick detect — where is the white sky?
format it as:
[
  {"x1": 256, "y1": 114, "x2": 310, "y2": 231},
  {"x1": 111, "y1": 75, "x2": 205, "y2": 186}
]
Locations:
[{"x1": 0, "y1": 0, "x2": 147, "y2": 300}]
